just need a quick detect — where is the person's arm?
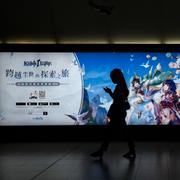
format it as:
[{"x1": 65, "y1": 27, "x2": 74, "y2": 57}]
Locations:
[
  {"x1": 104, "y1": 85, "x2": 123, "y2": 100},
  {"x1": 123, "y1": 83, "x2": 129, "y2": 99},
  {"x1": 103, "y1": 87, "x2": 114, "y2": 99}
]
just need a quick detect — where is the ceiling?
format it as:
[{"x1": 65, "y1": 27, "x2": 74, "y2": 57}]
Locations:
[{"x1": 1, "y1": 0, "x2": 180, "y2": 44}]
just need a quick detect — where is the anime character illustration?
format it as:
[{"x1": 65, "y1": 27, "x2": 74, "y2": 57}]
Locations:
[
  {"x1": 125, "y1": 56, "x2": 180, "y2": 125},
  {"x1": 157, "y1": 79, "x2": 180, "y2": 125},
  {"x1": 68, "y1": 52, "x2": 180, "y2": 125}
]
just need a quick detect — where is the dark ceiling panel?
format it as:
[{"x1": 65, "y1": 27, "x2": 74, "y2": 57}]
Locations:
[
  {"x1": 0, "y1": 0, "x2": 54, "y2": 42},
  {"x1": 0, "y1": 0, "x2": 180, "y2": 43}
]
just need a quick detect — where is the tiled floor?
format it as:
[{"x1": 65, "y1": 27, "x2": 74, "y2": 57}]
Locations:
[{"x1": 0, "y1": 141, "x2": 179, "y2": 180}]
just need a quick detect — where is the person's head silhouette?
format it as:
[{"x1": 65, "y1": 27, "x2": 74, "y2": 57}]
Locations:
[
  {"x1": 110, "y1": 68, "x2": 129, "y2": 98},
  {"x1": 110, "y1": 68, "x2": 124, "y2": 84}
]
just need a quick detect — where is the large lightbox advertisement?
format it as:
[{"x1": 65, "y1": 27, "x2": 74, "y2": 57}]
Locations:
[{"x1": 0, "y1": 52, "x2": 180, "y2": 126}]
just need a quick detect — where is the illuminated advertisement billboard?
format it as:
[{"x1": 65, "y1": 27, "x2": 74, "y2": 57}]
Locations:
[{"x1": 0, "y1": 52, "x2": 180, "y2": 125}]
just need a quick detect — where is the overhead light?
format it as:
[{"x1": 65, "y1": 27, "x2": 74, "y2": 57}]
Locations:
[
  {"x1": 164, "y1": 39, "x2": 180, "y2": 44},
  {"x1": 112, "y1": 39, "x2": 162, "y2": 44},
  {"x1": 5, "y1": 39, "x2": 56, "y2": 44},
  {"x1": 59, "y1": 40, "x2": 109, "y2": 44}
]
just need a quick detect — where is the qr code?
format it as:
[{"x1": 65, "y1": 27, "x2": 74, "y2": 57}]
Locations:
[{"x1": 39, "y1": 91, "x2": 45, "y2": 99}]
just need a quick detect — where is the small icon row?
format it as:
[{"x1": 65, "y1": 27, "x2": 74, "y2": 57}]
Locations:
[
  {"x1": 16, "y1": 102, "x2": 60, "y2": 106},
  {"x1": 16, "y1": 82, "x2": 60, "y2": 86}
]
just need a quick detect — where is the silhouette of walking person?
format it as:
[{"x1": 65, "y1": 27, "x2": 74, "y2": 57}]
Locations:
[{"x1": 90, "y1": 68, "x2": 136, "y2": 159}]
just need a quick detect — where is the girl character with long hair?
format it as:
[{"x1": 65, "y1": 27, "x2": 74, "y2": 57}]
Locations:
[{"x1": 90, "y1": 69, "x2": 136, "y2": 159}]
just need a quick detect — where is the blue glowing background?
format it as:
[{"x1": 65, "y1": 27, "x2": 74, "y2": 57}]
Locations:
[{"x1": 76, "y1": 52, "x2": 180, "y2": 125}]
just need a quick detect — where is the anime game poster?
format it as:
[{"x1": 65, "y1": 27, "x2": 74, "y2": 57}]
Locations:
[
  {"x1": 0, "y1": 53, "x2": 83, "y2": 125},
  {"x1": 76, "y1": 52, "x2": 180, "y2": 125},
  {"x1": 0, "y1": 52, "x2": 180, "y2": 125}
]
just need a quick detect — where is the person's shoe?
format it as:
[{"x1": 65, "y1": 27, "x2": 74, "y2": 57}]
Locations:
[
  {"x1": 90, "y1": 150, "x2": 104, "y2": 159},
  {"x1": 123, "y1": 151, "x2": 136, "y2": 159}
]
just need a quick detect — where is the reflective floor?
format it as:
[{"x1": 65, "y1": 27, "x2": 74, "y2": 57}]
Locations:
[{"x1": 0, "y1": 141, "x2": 179, "y2": 180}]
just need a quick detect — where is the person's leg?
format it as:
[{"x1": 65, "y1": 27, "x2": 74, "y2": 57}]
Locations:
[
  {"x1": 128, "y1": 135, "x2": 135, "y2": 153},
  {"x1": 123, "y1": 126, "x2": 136, "y2": 158},
  {"x1": 90, "y1": 124, "x2": 113, "y2": 158},
  {"x1": 100, "y1": 124, "x2": 113, "y2": 150}
]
